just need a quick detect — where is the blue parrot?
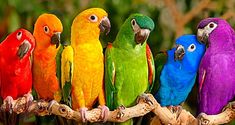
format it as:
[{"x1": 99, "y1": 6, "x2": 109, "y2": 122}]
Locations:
[{"x1": 154, "y1": 35, "x2": 205, "y2": 109}]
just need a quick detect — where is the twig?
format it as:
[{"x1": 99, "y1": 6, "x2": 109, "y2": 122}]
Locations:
[
  {"x1": 198, "y1": 102, "x2": 235, "y2": 125},
  {"x1": 221, "y1": 11, "x2": 235, "y2": 20},
  {"x1": 0, "y1": 94, "x2": 156, "y2": 123},
  {"x1": 1, "y1": 94, "x2": 235, "y2": 124}
]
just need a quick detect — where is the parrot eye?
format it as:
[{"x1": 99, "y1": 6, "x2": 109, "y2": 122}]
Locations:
[
  {"x1": 16, "y1": 31, "x2": 22, "y2": 40},
  {"x1": 43, "y1": 26, "x2": 50, "y2": 34},
  {"x1": 131, "y1": 19, "x2": 136, "y2": 26},
  {"x1": 207, "y1": 22, "x2": 217, "y2": 30},
  {"x1": 89, "y1": 15, "x2": 98, "y2": 22},
  {"x1": 187, "y1": 44, "x2": 196, "y2": 52},
  {"x1": 209, "y1": 23, "x2": 214, "y2": 28},
  {"x1": 131, "y1": 19, "x2": 140, "y2": 33}
]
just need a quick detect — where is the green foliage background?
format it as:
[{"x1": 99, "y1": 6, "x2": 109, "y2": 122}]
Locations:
[{"x1": 0, "y1": 0, "x2": 235, "y2": 124}]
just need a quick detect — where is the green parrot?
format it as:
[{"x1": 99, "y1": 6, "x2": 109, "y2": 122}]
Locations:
[{"x1": 105, "y1": 13, "x2": 155, "y2": 125}]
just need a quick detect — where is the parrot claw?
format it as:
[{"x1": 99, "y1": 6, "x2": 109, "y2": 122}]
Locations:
[
  {"x1": 3, "y1": 96, "x2": 14, "y2": 113},
  {"x1": 116, "y1": 105, "x2": 125, "y2": 119},
  {"x1": 174, "y1": 105, "x2": 182, "y2": 119},
  {"x1": 137, "y1": 93, "x2": 153, "y2": 105},
  {"x1": 23, "y1": 93, "x2": 33, "y2": 111},
  {"x1": 222, "y1": 101, "x2": 235, "y2": 111},
  {"x1": 13, "y1": 94, "x2": 33, "y2": 113},
  {"x1": 98, "y1": 105, "x2": 109, "y2": 122},
  {"x1": 79, "y1": 107, "x2": 88, "y2": 122},
  {"x1": 198, "y1": 113, "x2": 210, "y2": 125},
  {"x1": 47, "y1": 100, "x2": 58, "y2": 114},
  {"x1": 167, "y1": 105, "x2": 182, "y2": 118}
]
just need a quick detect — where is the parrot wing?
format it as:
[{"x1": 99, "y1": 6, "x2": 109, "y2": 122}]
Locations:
[
  {"x1": 151, "y1": 50, "x2": 168, "y2": 95},
  {"x1": 60, "y1": 45, "x2": 73, "y2": 107},
  {"x1": 105, "y1": 43, "x2": 116, "y2": 111},
  {"x1": 146, "y1": 44, "x2": 155, "y2": 92}
]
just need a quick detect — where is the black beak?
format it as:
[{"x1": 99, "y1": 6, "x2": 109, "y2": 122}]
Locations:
[
  {"x1": 174, "y1": 45, "x2": 185, "y2": 61},
  {"x1": 51, "y1": 32, "x2": 61, "y2": 48},
  {"x1": 17, "y1": 40, "x2": 30, "y2": 59},
  {"x1": 197, "y1": 28, "x2": 209, "y2": 47},
  {"x1": 99, "y1": 17, "x2": 111, "y2": 35},
  {"x1": 135, "y1": 29, "x2": 150, "y2": 45}
]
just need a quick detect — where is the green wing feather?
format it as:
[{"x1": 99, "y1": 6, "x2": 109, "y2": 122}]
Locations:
[
  {"x1": 60, "y1": 45, "x2": 73, "y2": 107},
  {"x1": 151, "y1": 50, "x2": 168, "y2": 95},
  {"x1": 105, "y1": 44, "x2": 116, "y2": 111}
]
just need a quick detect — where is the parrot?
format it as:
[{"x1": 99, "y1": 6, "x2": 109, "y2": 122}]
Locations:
[
  {"x1": 154, "y1": 35, "x2": 205, "y2": 113},
  {"x1": 71, "y1": 8, "x2": 111, "y2": 122},
  {"x1": 0, "y1": 29, "x2": 35, "y2": 124},
  {"x1": 197, "y1": 18, "x2": 235, "y2": 115},
  {"x1": 105, "y1": 13, "x2": 155, "y2": 125},
  {"x1": 32, "y1": 13, "x2": 63, "y2": 102}
]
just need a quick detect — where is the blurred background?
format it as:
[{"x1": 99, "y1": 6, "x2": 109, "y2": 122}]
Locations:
[{"x1": 0, "y1": 0, "x2": 235, "y2": 124}]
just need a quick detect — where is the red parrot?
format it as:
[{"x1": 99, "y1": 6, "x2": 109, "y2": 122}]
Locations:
[{"x1": 0, "y1": 28, "x2": 35, "y2": 111}]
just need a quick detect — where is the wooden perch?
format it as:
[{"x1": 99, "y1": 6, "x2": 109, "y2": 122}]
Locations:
[
  {"x1": 1, "y1": 94, "x2": 235, "y2": 124},
  {"x1": 198, "y1": 102, "x2": 235, "y2": 125}
]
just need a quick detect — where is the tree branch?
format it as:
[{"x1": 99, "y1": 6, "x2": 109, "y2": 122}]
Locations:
[
  {"x1": 183, "y1": 0, "x2": 211, "y2": 25},
  {"x1": 163, "y1": 0, "x2": 212, "y2": 38},
  {"x1": 221, "y1": 11, "x2": 235, "y2": 20},
  {"x1": 198, "y1": 102, "x2": 235, "y2": 125},
  {"x1": 1, "y1": 94, "x2": 235, "y2": 124}
]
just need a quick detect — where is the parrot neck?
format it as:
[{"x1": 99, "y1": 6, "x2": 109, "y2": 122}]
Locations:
[
  {"x1": 71, "y1": 21, "x2": 100, "y2": 45},
  {"x1": 112, "y1": 23, "x2": 138, "y2": 49},
  {"x1": 113, "y1": 34, "x2": 140, "y2": 49},
  {"x1": 167, "y1": 49, "x2": 198, "y2": 73},
  {"x1": 208, "y1": 25, "x2": 235, "y2": 53}
]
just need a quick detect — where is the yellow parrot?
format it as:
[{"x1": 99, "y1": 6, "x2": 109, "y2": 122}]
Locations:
[{"x1": 71, "y1": 8, "x2": 111, "y2": 122}]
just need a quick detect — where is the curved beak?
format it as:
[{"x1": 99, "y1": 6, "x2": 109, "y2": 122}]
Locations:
[
  {"x1": 135, "y1": 29, "x2": 150, "y2": 45},
  {"x1": 174, "y1": 45, "x2": 185, "y2": 61},
  {"x1": 18, "y1": 40, "x2": 31, "y2": 59},
  {"x1": 99, "y1": 16, "x2": 111, "y2": 35},
  {"x1": 197, "y1": 28, "x2": 209, "y2": 47},
  {"x1": 51, "y1": 32, "x2": 61, "y2": 48}
]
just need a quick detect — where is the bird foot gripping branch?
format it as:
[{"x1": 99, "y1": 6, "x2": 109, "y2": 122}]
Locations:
[
  {"x1": 197, "y1": 101, "x2": 235, "y2": 125},
  {"x1": 137, "y1": 93, "x2": 154, "y2": 106},
  {"x1": 1, "y1": 94, "x2": 235, "y2": 124}
]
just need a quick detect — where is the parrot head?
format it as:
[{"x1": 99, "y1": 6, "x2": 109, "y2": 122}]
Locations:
[
  {"x1": 33, "y1": 13, "x2": 63, "y2": 49},
  {"x1": 71, "y1": 8, "x2": 111, "y2": 43},
  {"x1": 197, "y1": 18, "x2": 234, "y2": 48},
  {"x1": 174, "y1": 35, "x2": 205, "y2": 70},
  {"x1": 1, "y1": 29, "x2": 35, "y2": 59},
  {"x1": 114, "y1": 13, "x2": 154, "y2": 47}
]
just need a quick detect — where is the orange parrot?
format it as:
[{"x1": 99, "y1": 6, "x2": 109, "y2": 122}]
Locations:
[
  {"x1": 32, "y1": 13, "x2": 63, "y2": 102},
  {"x1": 71, "y1": 8, "x2": 111, "y2": 122}
]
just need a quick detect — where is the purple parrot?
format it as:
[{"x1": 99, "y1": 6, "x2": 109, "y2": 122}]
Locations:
[{"x1": 196, "y1": 18, "x2": 235, "y2": 115}]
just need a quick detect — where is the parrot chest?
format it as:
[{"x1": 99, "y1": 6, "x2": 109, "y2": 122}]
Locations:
[
  {"x1": 157, "y1": 63, "x2": 196, "y2": 106},
  {"x1": 113, "y1": 50, "x2": 148, "y2": 107},
  {"x1": 198, "y1": 51, "x2": 235, "y2": 114},
  {"x1": 72, "y1": 43, "x2": 104, "y2": 106},
  {"x1": 32, "y1": 51, "x2": 59, "y2": 100},
  {"x1": 0, "y1": 57, "x2": 32, "y2": 99}
]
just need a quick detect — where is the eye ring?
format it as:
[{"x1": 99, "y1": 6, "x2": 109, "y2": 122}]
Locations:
[
  {"x1": 187, "y1": 44, "x2": 196, "y2": 52},
  {"x1": 16, "y1": 31, "x2": 22, "y2": 40},
  {"x1": 131, "y1": 19, "x2": 136, "y2": 26},
  {"x1": 43, "y1": 26, "x2": 49, "y2": 34},
  {"x1": 89, "y1": 15, "x2": 98, "y2": 22}
]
